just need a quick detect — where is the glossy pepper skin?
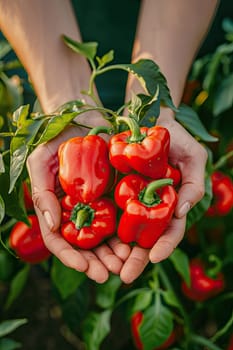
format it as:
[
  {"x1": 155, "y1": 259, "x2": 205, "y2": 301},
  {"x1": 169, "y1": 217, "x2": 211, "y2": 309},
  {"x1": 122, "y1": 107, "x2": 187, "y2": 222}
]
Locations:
[
  {"x1": 206, "y1": 171, "x2": 233, "y2": 216},
  {"x1": 181, "y1": 258, "x2": 225, "y2": 302},
  {"x1": 115, "y1": 174, "x2": 177, "y2": 248},
  {"x1": 131, "y1": 311, "x2": 176, "y2": 350},
  {"x1": 61, "y1": 195, "x2": 116, "y2": 250},
  {"x1": 109, "y1": 125, "x2": 170, "y2": 179},
  {"x1": 58, "y1": 135, "x2": 113, "y2": 203},
  {"x1": 9, "y1": 215, "x2": 51, "y2": 263}
]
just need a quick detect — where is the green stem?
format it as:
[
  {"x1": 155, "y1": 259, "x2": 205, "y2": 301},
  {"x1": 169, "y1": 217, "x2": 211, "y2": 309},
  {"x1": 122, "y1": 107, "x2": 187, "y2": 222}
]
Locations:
[
  {"x1": 116, "y1": 116, "x2": 144, "y2": 142},
  {"x1": 88, "y1": 126, "x2": 113, "y2": 136},
  {"x1": 190, "y1": 334, "x2": 223, "y2": 350},
  {"x1": 214, "y1": 150, "x2": 233, "y2": 170},
  {"x1": 210, "y1": 310, "x2": 233, "y2": 343},
  {"x1": 71, "y1": 203, "x2": 94, "y2": 229},
  {"x1": 141, "y1": 178, "x2": 173, "y2": 206},
  {"x1": 75, "y1": 209, "x2": 90, "y2": 229},
  {"x1": 206, "y1": 254, "x2": 223, "y2": 278}
]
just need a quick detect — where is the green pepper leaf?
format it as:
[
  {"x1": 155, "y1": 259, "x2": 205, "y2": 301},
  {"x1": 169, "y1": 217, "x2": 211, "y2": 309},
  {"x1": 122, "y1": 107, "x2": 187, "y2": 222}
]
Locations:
[
  {"x1": 0, "y1": 195, "x2": 5, "y2": 225},
  {"x1": 82, "y1": 310, "x2": 112, "y2": 350},
  {"x1": 132, "y1": 289, "x2": 153, "y2": 314},
  {"x1": 5, "y1": 264, "x2": 30, "y2": 309},
  {"x1": 0, "y1": 153, "x2": 4, "y2": 173},
  {"x1": 35, "y1": 112, "x2": 78, "y2": 145},
  {"x1": 123, "y1": 59, "x2": 177, "y2": 111},
  {"x1": 0, "y1": 319, "x2": 27, "y2": 338},
  {"x1": 62, "y1": 35, "x2": 98, "y2": 61},
  {"x1": 175, "y1": 104, "x2": 218, "y2": 142},
  {"x1": 12, "y1": 104, "x2": 29, "y2": 126},
  {"x1": 96, "y1": 274, "x2": 122, "y2": 309},
  {"x1": 213, "y1": 73, "x2": 233, "y2": 116},
  {"x1": 139, "y1": 299, "x2": 173, "y2": 350},
  {"x1": 169, "y1": 248, "x2": 191, "y2": 286},
  {"x1": 51, "y1": 257, "x2": 86, "y2": 300},
  {"x1": 96, "y1": 50, "x2": 114, "y2": 68},
  {"x1": 0, "y1": 40, "x2": 12, "y2": 60},
  {"x1": 0, "y1": 338, "x2": 22, "y2": 350}
]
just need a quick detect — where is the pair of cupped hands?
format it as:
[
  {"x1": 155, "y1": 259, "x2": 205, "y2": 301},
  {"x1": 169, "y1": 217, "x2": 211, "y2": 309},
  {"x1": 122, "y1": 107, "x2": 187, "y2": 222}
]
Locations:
[{"x1": 27, "y1": 109, "x2": 207, "y2": 284}]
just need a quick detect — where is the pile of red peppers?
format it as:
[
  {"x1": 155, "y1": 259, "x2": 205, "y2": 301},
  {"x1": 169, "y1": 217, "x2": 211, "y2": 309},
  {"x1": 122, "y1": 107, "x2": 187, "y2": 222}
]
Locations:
[{"x1": 57, "y1": 117, "x2": 180, "y2": 250}]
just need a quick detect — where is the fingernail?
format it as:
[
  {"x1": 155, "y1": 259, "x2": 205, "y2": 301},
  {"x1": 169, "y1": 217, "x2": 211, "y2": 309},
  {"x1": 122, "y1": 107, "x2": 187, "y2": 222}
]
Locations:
[
  {"x1": 44, "y1": 211, "x2": 54, "y2": 230},
  {"x1": 178, "y1": 201, "x2": 191, "y2": 218}
]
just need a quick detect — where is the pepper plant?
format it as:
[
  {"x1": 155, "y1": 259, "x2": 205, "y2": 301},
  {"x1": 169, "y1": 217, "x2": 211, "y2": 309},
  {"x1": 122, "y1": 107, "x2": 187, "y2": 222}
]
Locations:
[{"x1": 0, "y1": 19, "x2": 233, "y2": 350}]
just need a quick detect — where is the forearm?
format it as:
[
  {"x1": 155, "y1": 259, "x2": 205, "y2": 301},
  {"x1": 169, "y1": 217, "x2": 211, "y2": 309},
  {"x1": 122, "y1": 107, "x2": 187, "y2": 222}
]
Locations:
[
  {"x1": 128, "y1": 0, "x2": 219, "y2": 116},
  {"x1": 0, "y1": 0, "x2": 92, "y2": 114}
]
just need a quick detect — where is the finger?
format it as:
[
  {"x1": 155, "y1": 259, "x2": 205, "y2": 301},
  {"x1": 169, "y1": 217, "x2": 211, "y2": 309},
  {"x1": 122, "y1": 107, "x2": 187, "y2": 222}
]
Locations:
[
  {"x1": 120, "y1": 246, "x2": 149, "y2": 284},
  {"x1": 107, "y1": 237, "x2": 132, "y2": 261},
  {"x1": 35, "y1": 209, "x2": 89, "y2": 272},
  {"x1": 80, "y1": 250, "x2": 109, "y2": 283},
  {"x1": 94, "y1": 243, "x2": 124, "y2": 274},
  {"x1": 176, "y1": 148, "x2": 207, "y2": 218},
  {"x1": 149, "y1": 216, "x2": 186, "y2": 263}
]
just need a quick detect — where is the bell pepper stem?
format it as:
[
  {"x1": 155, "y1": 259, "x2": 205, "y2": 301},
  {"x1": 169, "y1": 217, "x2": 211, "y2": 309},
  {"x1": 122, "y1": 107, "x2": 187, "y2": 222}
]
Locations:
[
  {"x1": 116, "y1": 116, "x2": 145, "y2": 142},
  {"x1": 141, "y1": 178, "x2": 173, "y2": 206},
  {"x1": 71, "y1": 203, "x2": 94, "y2": 229},
  {"x1": 206, "y1": 254, "x2": 222, "y2": 278},
  {"x1": 88, "y1": 126, "x2": 113, "y2": 136}
]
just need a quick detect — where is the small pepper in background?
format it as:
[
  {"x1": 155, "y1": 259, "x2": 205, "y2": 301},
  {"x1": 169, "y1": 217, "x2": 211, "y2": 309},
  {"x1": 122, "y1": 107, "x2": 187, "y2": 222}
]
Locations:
[
  {"x1": 206, "y1": 171, "x2": 233, "y2": 216},
  {"x1": 9, "y1": 215, "x2": 51, "y2": 264},
  {"x1": 181, "y1": 258, "x2": 225, "y2": 302},
  {"x1": 115, "y1": 174, "x2": 177, "y2": 248},
  {"x1": 22, "y1": 181, "x2": 34, "y2": 212},
  {"x1": 61, "y1": 195, "x2": 117, "y2": 250},
  {"x1": 58, "y1": 134, "x2": 114, "y2": 204},
  {"x1": 131, "y1": 311, "x2": 177, "y2": 350},
  {"x1": 109, "y1": 121, "x2": 170, "y2": 179}
]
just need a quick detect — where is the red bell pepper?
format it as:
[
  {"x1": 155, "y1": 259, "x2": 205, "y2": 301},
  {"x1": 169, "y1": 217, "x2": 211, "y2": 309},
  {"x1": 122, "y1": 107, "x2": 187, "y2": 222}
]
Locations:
[
  {"x1": 164, "y1": 164, "x2": 181, "y2": 187},
  {"x1": 206, "y1": 171, "x2": 233, "y2": 216},
  {"x1": 61, "y1": 195, "x2": 117, "y2": 249},
  {"x1": 9, "y1": 215, "x2": 51, "y2": 264},
  {"x1": 58, "y1": 133, "x2": 113, "y2": 204},
  {"x1": 131, "y1": 311, "x2": 177, "y2": 350},
  {"x1": 181, "y1": 258, "x2": 225, "y2": 302},
  {"x1": 109, "y1": 117, "x2": 170, "y2": 179},
  {"x1": 22, "y1": 181, "x2": 34, "y2": 212},
  {"x1": 115, "y1": 174, "x2": 177, "y2": 248}
]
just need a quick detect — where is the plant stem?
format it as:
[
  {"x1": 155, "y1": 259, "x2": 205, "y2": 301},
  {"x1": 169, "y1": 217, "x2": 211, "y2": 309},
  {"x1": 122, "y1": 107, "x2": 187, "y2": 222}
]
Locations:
[{"x1": 190, "y1": 334, "x2": 223, "y2": 350}]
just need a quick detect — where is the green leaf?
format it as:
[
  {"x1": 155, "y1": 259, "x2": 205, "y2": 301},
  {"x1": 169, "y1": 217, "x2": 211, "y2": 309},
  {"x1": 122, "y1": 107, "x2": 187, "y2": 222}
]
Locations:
[
  {"x1": 138, "y1": 87, "x2": 160, "y2": 127},
  {"x1": 222, "y1": 18, "x2": 233, "y2": 34},
  {"x1": 124, "y1": 59, "x2": 177, "y2": 111},
  {"x1": 62, "y1": 35, "x2": 98, "y2": 61},
  {"x1": 96, "y1": 274, "x2": 122, "y2": 309},
  {"x1": 169, "y1": 248, "x2": 191, "y2": 286},
  {"x1": 186, "y1": 174, "x2": 212, "y2": 230},
  {"x1": 35, "y1": 112, "x2": 77, "y2": 145},
  {"x1": 132, "y1": 289, "x2": 153, "y2": 313},
  {"x1": 0, "y1": 319, "x2": 27, "y2": 338},
  {"x1": 51, "y1": 257, "x2": 86, "y2": 300},
  {"x1": 139, "y1": 300, "x2": 173, "y2": 350},
  {"x1": 9, "y1": 118, "x2": 44, "y2": 192},
  {"x1": 162, "y1": 290, "x2": 180, "y2": 309},
  {"x1": 175, "y1": 104, "x2": 218, "y2": 142},
  {"x1": 96, "y1": 50, "x2": 114, "y2": 68},
  {"x1": 9, "y1": 145, "x2": 28, "y2": 194},
  {"x1": 0, "y1": 153, "x2": 5, "y2": 173},
  {"x1": 0, "y1": 195, "x2": 5, "y2": 225},
  {"x1": 213, "y1": 74, "x2": 233, "y2": 116},
  {"x1": 5, "y1": 265, "x2": 30, "y2": 309},
  {"x1": 0, "y1": 338, "x2": 22, "y2": 350},
  {"x1": 0, "y1": 40, "x2": 12, "y2": 59},
  {"x1": 82, "y1": 310, "x2": 111, "y2": 350},
  {"x1": 12, "y1": 104, "x2": 29, "y2": 126}
]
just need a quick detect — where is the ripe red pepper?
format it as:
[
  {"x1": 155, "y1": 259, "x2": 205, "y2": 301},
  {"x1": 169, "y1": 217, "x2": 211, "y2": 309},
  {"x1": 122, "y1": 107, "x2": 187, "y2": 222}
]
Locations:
[
  {"x1": 227, "y1": 334, "x2": 233, "y2": 350},
  {"x1": 164, "y1": 164, "x2": 181, "y2": 187},
  {"x1": 9, "y1": 215, "x2": 51, "y2": 264},
  {"x1": 61, "y1": 195, "x2": 117, "y2": 249},
  {"x1": 181, "y1": 258, "x2": 225, "y2": 302},
  {"x1": 206, "y1": 171, "x2": 233, "y2": 216},
  {"x1": 131, "y1": 311, "x2": 176, "y2": 350},
  {"x1": 58, "y1": 133, "x2": 113, "y2": 204},
  {"x1": 109, "y1": 117, "x2": 170, "y2": 179},
  {"x1": 115, "y1": 174, "x2": 177, "y2": 248}
]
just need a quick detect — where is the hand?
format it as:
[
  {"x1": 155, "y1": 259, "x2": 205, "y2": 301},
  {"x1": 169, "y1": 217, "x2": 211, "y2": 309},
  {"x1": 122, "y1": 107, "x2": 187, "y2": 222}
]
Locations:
[{"x1": 27, "y1": 126, "x2": 131, "y2": 284}]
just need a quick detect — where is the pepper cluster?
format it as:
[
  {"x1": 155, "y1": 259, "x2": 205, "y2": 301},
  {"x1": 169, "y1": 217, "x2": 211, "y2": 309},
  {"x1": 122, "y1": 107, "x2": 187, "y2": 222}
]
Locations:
[{"x1": 58, "y1": 120, "x2": 180, "y2": 250}]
